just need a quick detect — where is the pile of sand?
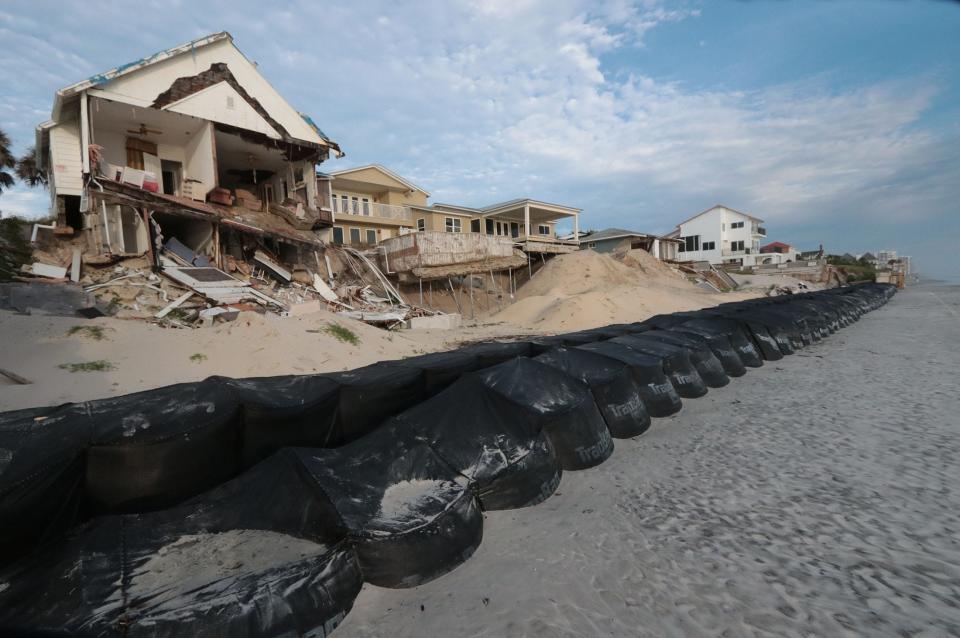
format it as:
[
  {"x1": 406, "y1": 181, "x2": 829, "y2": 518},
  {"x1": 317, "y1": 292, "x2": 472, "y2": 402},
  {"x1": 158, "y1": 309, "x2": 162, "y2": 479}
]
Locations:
[{"x1": 489, "y1": 250, "x2": 757, "y2": 332}]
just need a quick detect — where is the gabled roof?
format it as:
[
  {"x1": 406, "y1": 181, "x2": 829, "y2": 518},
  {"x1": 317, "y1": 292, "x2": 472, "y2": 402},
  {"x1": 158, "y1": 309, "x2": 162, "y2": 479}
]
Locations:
[
  {"x1": 41, "y1": 31, "x2": 338, "y2": 155},
  {"x1": 328, "y1": 164, "x2": 430, "y2": 196},
  {"x1": 56, "y1": 32, "x2": 233, "y2": 105},
  {"x1": 583, "y1": 228, "x2": 651, "y2": 242},
  {"x1": 675, "y1": 204, "x2": 764, "y2": 229}
]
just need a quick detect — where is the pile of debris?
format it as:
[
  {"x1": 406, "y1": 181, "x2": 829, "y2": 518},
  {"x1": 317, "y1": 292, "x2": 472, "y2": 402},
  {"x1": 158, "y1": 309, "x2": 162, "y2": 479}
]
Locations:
[{"x1": 12, "y1": 220, "x2": 442, "y2": 331}]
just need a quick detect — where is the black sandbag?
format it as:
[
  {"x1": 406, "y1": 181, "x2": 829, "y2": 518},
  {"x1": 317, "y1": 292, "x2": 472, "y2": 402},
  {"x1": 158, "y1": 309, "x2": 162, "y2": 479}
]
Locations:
[
  {"x1": 226, "y1": 374, "x2": 341, "y2": 465},
  {"x1": 565, "y1": 325, "x2": 636, "y2": 340},
  {"x1": 655, "y1": 328, "x2": 747, "y2": 377},
  {"x1": 535, "y1": 347, "x2": 651, "y2": 438},
  {"x1": 619, "y1": 332, "x2": 729, "y2": 388},
  {"x1": 0, "y1": 402, "x2": 90, "y2": 567},
  {"x1": 382, "y1": 350, "x2": 483, "y2": 396},
  {"x1": 529, "y1": 334, "x2": 572, "y2": 355},
  {"x1": 674, "y1": 317, "x2": 765, "y2": 368},
  {"x1": 322, "y1": 363, "x2": 426, "y2": 446},
  {"x1": 295, "y1": 430, "x2": 483, "y2": 589},
  {"x1": 458, "y1": 340, "x2": 533, "y2": 368},
  {"x1": 85, "y1": 378, "x2": 243, "y2": 515},
  {"x1": 608, "y1": 335, "x2": 709, "y2": 398},
  {"x1": 391, "y1": 375, "x2": 562, "y2": 510},
  {"x1": 576, "y1": 341, "x2": 683, "y2": 418},
  {"x1": 0, "y1": 451, "x2": 363, "y2": 637},
  {"x1": 475, "y1": 358, "x2": 614, "y2": 470},
  {"x1": 734, "y1": 308, "x2": 803, "y2": 353}
]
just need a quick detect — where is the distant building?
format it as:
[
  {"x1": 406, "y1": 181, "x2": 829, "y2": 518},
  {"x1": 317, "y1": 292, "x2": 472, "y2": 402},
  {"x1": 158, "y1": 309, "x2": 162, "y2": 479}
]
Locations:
[
  {"x1": 760, "y1": 241, "x2": 793, "y2": 254},
  {"x1": 580, "y1": 227, "x2": 680, "y2": 260},
  {"x1": 876, "y1": 249, "x2": 898, "y2": 266}
]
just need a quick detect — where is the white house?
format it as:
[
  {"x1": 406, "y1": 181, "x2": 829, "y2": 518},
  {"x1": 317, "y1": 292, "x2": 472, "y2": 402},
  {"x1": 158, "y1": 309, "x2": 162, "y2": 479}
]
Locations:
[
  {"x1": 668, "y1": 205, "x2": 773, "y2": 267},
  {"x1": 35, "y1": 31, "x2": 340, "y2": 265}
]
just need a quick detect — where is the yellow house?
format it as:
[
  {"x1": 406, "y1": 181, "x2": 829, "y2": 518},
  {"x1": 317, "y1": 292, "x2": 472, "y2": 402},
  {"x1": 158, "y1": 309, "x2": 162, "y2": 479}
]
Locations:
[
  {"x1": 327, "y1": 164, "x2": 581, "y2": 253},
  {"x1": 327, "y1": 164, "x2": 427, "y2": 246}
]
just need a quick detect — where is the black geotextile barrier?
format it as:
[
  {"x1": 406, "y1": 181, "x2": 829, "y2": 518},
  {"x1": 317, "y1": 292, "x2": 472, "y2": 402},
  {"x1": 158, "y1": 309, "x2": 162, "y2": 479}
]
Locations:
[
  {"x1": 294, "y1": 430, "x2": 484, "y2": 589},
  {"x1": 0, "y1": 451, "x2": 363, "y2": 637},
  {"x1": 576, "y1": 340, "x2": 684, "y2": 417},
  {"x1": 608, "y1": 335, "x2": 710, "y2": 398},
  {"x1": 473, "y1": 358, "x2": 614, "y2": 471},
  {"x1": 535, "y1": 347, "x2": 652, "y2": 438},
  {"x1": 0, "y1": 283, "x2": 898, "y2": 635}
]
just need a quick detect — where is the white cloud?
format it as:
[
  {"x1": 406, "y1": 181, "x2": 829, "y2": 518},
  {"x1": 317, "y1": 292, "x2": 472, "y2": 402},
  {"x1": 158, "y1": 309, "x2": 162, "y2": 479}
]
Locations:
[
  {"x1": 0, "y1": 187, "x2": 47, "y2": 220},
  {"x1": 1, "y1": 0, "x2": 956, "y2": 241}
]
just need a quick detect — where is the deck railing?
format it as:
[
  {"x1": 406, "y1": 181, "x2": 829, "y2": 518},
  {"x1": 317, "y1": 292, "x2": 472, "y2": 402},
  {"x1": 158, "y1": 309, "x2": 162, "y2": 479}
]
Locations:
[{"x1": 332, "y1": 198, "x2": 412, "y2": 221}]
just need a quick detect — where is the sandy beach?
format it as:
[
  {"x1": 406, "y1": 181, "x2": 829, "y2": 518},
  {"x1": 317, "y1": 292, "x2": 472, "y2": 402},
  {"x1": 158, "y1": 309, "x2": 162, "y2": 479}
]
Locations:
[
  {"x1": 0, "y1": 250, "x2": 756, "y2": 411},
  {"x1": 335, "y1": 284, "x2": 960, "y2": 637}
]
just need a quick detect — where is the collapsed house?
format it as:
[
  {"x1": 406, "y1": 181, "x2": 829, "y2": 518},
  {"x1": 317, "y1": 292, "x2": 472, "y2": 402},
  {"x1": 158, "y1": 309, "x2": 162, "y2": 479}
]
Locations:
[{"x1": 29, "y1": 32, "x2": 359, "y2": 320}]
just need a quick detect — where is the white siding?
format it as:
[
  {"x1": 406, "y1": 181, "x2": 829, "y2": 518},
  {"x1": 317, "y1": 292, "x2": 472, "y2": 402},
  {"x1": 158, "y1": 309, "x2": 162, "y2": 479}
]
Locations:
[
  {"x1": 164, "y1": 81, "x2": 280, "y2": 139},
  {"x1": 184, "y1": 121, "x2": 217, "y2": 196},
  {"x1": 49, "y1": 120, "x2": 84, "y2": 196},
  {"x1": 99, "y1": 39, "x2": 325, "y2": 145}
]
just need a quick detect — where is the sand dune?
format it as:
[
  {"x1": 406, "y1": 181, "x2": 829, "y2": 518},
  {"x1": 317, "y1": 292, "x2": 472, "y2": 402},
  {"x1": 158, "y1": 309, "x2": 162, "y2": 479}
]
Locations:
[{"x1": 490, "y1": 250, "x2": 756, "y2": 331}]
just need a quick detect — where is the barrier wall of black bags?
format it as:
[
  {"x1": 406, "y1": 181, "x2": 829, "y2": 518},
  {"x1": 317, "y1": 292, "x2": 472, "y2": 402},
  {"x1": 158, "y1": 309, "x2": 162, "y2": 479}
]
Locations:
[{"x1": 0, "y1": 283, "x2": 897, "y2": 635}]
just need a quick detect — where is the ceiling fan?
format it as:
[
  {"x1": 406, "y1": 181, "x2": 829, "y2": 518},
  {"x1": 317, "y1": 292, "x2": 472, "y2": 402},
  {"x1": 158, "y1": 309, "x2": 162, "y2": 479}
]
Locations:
[{"x1": 126, "y1": 122, "x2": 163, "y2": 136}]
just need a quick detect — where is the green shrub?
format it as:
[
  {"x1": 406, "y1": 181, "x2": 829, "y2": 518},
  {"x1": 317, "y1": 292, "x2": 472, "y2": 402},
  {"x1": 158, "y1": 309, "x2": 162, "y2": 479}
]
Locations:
[{"x1": 324, "y1": 322, "x2": 360, "y2": 345}]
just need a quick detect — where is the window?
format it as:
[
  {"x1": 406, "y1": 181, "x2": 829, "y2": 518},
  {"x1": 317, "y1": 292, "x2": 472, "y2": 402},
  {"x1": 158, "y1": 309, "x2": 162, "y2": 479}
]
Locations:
[
  {"x1": 351, "y1": 196, "x2": 359, "y2": 214},
  {"x1": 470, "y1": 219, "x2": 481, "y2": 233},
  {"x1": 682, "y1": 235, "x2": 700, "y2": 252},
  {"x1": 731, "y1": 240, "x2": 745, "y2": 252},
  {"x1": 366, "y1": 229, "x2": 377, "y2": 245},
  {"x1": 445, "y1": 217, "x2": 462, "y2": 233},
  {"x1": 349, "y1": 228, "x2": 361, "y2": 244},
  {"x1": 361, "y1": 198, "x2": 370, "y2": 216},
  {"x1": 511, "y1": 222, "x2": 519, "y2": 238},
  {"x1": 485, "y1": 219, "x2": 494, "y2": 235},
  {"x1": 538, "y1": 224, "x2": 550, "y2": 236},
  {"x1": 417, "y1": 218, "x2": 426, "y2": 232},
  {"x1": 731, "y1": 221, "x2": 744, "y2": 229},
  {"x1": 496, "y1": 222, "x2": 503, "y2": 235},
  {"x1": 340, "y1": 195, "x2": 348, "y2": 212},
  {"x1": 332, "y1": 227, "x2": 344, "y2": 244},
  {"x1": 702, "y1": 241, "x2": 716, "y2": 251},
  {"x1": 330, "y1": 195, "x2": 339, "y2": 213},
  {"x1": 293, "y1": 167, "x2": 304, "y2": 186}
]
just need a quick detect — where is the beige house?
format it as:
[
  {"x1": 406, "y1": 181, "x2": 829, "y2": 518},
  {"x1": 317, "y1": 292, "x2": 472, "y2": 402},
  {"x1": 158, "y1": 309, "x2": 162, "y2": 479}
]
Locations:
[
  {"x1": 327, "y1": 164, "x2": 427, "y2": 246},
  {"x1": 327, "y1": 165, "x2": 580, "y2": 253}
]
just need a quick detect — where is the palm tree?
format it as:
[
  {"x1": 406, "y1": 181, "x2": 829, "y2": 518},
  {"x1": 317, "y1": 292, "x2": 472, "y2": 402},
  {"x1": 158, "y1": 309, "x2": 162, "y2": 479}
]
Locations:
[
  {"x1": 16, "y1": 146, "x2": 46, "y2": 187},
  {"x1": 0, "y1": 129, "x2": 15, "y2": 195}
]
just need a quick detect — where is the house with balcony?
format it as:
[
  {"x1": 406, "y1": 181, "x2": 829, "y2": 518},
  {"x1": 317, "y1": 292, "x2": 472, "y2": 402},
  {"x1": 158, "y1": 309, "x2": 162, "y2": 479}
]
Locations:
[
  {"x1": 667, "y1": 205, "x2": 768, "y2": 267},
  {"x1": 327, "y1": 164, "x2": 425, "y2": 246},
  {"x1": 326, "y1": 165, "x2": 581, "y2": 254},
  {"x1": 36, "y1": 32, "x2": 340, "y2": 269}
]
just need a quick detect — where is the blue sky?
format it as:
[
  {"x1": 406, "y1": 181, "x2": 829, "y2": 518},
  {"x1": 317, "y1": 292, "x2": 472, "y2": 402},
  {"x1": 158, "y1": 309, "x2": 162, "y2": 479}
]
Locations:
[{"x1": 1, "y1": 0, "x2": 958, "y2": 279}]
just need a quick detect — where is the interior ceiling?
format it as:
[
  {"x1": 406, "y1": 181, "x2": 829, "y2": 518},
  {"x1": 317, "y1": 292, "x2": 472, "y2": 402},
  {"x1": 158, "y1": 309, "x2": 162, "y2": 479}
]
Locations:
[
  {"x1": 90, "y1": 97, "x2": 205, "y2": 145},
  {"x1": 214, "y1": 129, "x2": 287, "y2": 172}
]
